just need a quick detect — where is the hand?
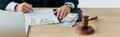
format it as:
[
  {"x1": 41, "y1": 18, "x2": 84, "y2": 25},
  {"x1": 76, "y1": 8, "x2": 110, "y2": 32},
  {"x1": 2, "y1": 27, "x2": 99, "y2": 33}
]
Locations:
[
  {"x1": 15, "y1": 3, "x2": 32, "y2": 13},
  {"x1": 54, "y1": 5, "x2": 71, "y2": 19}
]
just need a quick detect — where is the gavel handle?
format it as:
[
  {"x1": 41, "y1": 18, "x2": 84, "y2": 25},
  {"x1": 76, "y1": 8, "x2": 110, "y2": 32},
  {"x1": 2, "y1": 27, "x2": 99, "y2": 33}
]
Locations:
[{"x1": 89, "y1": 16, "x2": 98, "y2": 21}]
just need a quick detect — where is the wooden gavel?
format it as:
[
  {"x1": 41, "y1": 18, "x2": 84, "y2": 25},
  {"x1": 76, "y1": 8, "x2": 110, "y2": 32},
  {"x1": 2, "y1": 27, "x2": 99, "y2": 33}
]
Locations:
[{"x1": 76, "y1": 16, "x2": 97, "y2": 35}]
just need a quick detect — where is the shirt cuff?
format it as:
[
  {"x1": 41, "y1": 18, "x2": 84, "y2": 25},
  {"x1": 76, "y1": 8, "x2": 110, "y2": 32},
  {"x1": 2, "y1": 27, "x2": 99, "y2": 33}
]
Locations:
[
  {"x1": 5, "y1": 2, "x2": 18, "y2": 11},
  {"x1": 65, "y1": 2, "x2": 75, "y2": 9}
]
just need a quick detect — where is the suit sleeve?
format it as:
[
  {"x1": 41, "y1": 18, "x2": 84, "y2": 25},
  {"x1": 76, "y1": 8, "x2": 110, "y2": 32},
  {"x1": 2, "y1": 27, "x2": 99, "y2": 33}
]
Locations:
[
  {"x1": 0, "y1": 0, "x2": 23, "y2": 10},
  {"x1": 65, "y1": 0, "x2": 79, "y2": 8},
  {"x1": 0, "y1": 0, "x2": 12, "y2": 10}
]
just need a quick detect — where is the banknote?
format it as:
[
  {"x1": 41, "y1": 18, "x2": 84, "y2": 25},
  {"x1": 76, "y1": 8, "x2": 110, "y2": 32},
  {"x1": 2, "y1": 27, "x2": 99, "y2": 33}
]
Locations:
[{"x1": 61, "y1": 13, "x2": 78, "y2": 27}]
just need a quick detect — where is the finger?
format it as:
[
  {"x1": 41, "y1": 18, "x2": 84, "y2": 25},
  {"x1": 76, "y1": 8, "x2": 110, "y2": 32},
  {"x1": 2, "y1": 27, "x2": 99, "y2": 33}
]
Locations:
[
  {"x1": 59, "y1": 9, "x2": 65, "y2": 19},
  {"x1": 28, "y1": 4, "x2": 33, "y2": 10},
  {"x1": 22, "y1": 9, "x2": 28, "y2": 13},
  {"x1": 24, "y1": 3, "x2": 33, "y2": 10},
  {"x1": 23, "y1": 6, "x2": 30, "y2": 12},
  {"x1": 25, "y1": 5, "x2": 32, "y2": 10},
  {"x1": 22, "y1": 8, "x2": 27, "y2": 13},
  {"x1": 21, "y1": 5, "x2": 25, "y2": 13},
  {"x1": 54, "y1": 10, "x2": 58, "y2": 15},
  {"x1": 22, "y1": 6, "x2": 29, "y2": 13},
  {"x1": 55, "y1": 9, "x2": 60, "y2": 18},
  {"x1": 28, "y1": 4, "x2": 32, "y2": 7},
  {"x1": 56, "y1": 9, "x2": 62, "y2": 18},
  {"x1": 62, "y1": 11, "x2": 67, "y2": 19}
]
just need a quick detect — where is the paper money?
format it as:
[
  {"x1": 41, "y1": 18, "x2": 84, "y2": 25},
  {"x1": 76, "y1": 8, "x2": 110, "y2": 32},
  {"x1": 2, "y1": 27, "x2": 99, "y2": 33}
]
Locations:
[
  {"x1": 61, "y1": 13, "x2": 78, "y2": 27},
  {"x1": 30, "y1": 18, "x2": 54, "y2": 25}
]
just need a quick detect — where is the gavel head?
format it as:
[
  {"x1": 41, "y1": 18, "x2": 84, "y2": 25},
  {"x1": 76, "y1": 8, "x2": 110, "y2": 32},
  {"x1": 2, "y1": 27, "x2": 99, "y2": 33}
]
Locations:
[{"x1": 82, "y1": 16, "x2": 89, "y2": 26}]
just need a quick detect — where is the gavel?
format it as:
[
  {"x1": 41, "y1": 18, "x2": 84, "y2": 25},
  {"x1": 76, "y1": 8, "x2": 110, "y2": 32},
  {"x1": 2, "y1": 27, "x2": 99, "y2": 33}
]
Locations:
[{"x1": 76, "y1": 16, "x2": 96, "y2": 35}]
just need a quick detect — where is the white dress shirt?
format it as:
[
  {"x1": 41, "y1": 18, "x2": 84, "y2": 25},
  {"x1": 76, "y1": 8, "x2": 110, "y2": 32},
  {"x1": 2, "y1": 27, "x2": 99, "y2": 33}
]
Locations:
[{"x1": 5, "y1": 2, "x2": 18, "y2": 11}]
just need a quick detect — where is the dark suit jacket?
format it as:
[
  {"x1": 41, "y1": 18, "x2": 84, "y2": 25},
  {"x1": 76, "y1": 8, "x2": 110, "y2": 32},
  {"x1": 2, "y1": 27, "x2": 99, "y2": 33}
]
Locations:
[{"x1": 0, "y1": 0, "x2": 79, "y2": 10}]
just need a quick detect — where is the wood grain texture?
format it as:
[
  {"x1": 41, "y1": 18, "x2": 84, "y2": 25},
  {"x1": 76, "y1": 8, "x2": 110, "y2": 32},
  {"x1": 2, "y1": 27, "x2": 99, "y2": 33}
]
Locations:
[{"x1": 1, "y1": 8, "x2": 120, "y2": 37}]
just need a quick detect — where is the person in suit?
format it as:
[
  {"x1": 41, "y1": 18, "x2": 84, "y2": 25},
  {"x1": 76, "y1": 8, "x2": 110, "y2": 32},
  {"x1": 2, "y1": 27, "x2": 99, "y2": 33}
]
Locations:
[{"x1": 0, "y1": 0, "x2": 79, "y2": 19}]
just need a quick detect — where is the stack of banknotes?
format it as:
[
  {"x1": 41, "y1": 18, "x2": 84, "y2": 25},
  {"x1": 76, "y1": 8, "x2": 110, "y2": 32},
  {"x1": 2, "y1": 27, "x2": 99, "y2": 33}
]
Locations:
[{"x1": 61, "y1": 13, "x2": 78, "y2": 27}]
